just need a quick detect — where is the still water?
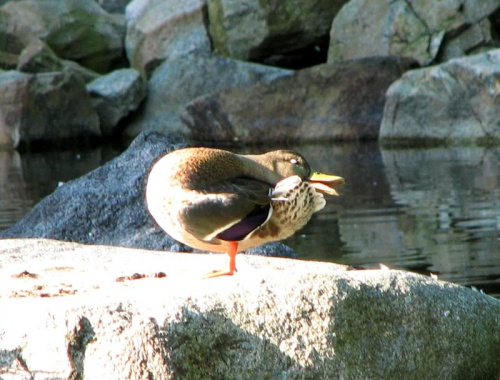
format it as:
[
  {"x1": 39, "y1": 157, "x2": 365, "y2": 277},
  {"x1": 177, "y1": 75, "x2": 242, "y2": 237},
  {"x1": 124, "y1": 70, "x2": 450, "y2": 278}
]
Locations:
[{"x1": 1, "y1": 142, "x2": 499, "y2": 297}]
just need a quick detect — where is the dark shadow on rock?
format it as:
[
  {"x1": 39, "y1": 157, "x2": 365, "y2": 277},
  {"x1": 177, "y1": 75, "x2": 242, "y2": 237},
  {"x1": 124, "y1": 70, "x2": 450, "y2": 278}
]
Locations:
[
  {"x1": 67, "y1": 316, "x2": 95, "y2": 380},
  {"x1": 163, "y1": 305, "x2": 299, "y2": 379}
]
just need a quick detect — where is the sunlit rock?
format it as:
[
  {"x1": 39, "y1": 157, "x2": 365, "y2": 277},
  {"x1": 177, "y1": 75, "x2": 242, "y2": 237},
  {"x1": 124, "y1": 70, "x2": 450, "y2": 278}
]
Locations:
[
  {"x1": 328, "y1": 0, "x2": 500, "y2": 65},
  {"x1": 125, "y1": 0, "x2": 211, "y2": 77},
  {"x1": 0, "y1": 239, "x2": 499, "y2": 378},
  {"x1": 379, "y1": 49, "x2": 500, "y2": 142}
]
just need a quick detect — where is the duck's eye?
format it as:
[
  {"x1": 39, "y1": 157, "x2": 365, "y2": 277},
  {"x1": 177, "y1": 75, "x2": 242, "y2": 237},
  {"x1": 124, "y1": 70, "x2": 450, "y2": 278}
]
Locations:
[{"x1": 290, "y1": 158, "x2": 298, "y2": 165}]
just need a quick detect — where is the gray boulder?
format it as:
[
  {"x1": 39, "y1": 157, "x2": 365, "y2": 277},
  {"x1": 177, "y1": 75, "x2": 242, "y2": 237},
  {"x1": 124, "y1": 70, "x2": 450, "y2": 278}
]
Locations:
[
  {"x1": 0, "y1": 239, "x2": 499, "y2": 379},
  {"x1": 0, "y1": 70, "x2": 100, "y2": 149},
  {"x1": 125, "y1": 0, "x2": 211, "y2": 77},
  {"x1": 208, "y1": 0, "x2": 347, "y2": 63},
  {"x1": 87, "y1": 68, "x2": 146, "y2": 136},
  {"x1": 328, "y1": 0, "x2": 500, "y2": 65},
  {"x1": 379, "y1": 49, "x2": 500, "y2": 143},
  {"x1": 123, "y1": 54, "x2": 292, "y2": 141},
  {"x1": 182, "y1": 57, "x2": 416, "y2": 143},
  {"x1": 2, "y1": 0, "x2": 126, "y2": 73}
]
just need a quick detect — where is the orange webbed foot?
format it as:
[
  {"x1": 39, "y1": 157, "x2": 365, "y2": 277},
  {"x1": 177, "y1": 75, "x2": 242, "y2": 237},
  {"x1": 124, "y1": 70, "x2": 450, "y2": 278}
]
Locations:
[
  {"x1": 202, "y1": 241, "x2": 238, "y2": 279},
  {"x1": 202, "y1": 268, "x2": 236, "y2": 279}
]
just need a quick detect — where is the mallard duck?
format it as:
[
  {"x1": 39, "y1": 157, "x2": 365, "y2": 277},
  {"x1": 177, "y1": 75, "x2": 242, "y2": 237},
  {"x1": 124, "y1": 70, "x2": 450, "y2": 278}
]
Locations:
[{"x1": 146, "y1": 147, "x2": 344, "y2": 277}]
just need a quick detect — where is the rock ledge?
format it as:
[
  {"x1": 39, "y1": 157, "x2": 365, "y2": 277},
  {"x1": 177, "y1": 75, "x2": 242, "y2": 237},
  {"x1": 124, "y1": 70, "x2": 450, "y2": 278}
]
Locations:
[{"x1": 1, "y1": 238, "x2": 499, "y2": 379}]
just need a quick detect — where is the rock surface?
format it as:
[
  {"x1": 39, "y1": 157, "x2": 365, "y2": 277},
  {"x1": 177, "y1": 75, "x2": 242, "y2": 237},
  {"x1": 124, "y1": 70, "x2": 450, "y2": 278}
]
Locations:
[
  {"x1": 182, "y1": 57, "x2": 416, "y2": 143},
  {"x1": 328, "y1": 0, "x2": 500, "y2": 65},
  {"x1": 87, "y1": 68, "x2": 146, "y2": 136},
  {"x1": 0, "y1": 239, "x2": 499, "y2": 379},
  {"x1": 123, "y1": 55, "x2": 292, "y2": 141},
  {"x1": 208, "y1": 0, "x2": 346, "y2": 64},
  {"x1": 379, "y1": 49, "x2": 500, "y2": 143},
  {"x1": 125, "y1": 0, "x2": 211, "y2": 77},
  {"x1": 2, "y1": 0, "x2": 126, "y2": 73},
  {"x1": 0, "y1": 70, "x2": 100, "y2": 149}
]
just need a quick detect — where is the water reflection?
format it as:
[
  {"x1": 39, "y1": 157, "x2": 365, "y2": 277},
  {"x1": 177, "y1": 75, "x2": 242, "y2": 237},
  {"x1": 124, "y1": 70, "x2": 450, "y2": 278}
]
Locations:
[
  {"x1": 285, "y1": 143, "x2": 500, "y2": 297},
  {"x1": 1, "y1": 142, "x2": 499, "y2": 297},
  {"x1": 0, "y1": 147, "x2": 120, "y2": 230},
  {"x1": 380, "y1": 146, "x2": 500, "y2": 294},
  {"x1": 0, "y1": 150, "x2": 32, "y2": 231}
]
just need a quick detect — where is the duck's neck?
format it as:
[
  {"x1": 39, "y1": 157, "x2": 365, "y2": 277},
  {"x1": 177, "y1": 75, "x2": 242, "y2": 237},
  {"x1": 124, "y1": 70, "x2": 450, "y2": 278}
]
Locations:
[{"x1": 237, "y1": 155, "x2": 283, "y2": 185}]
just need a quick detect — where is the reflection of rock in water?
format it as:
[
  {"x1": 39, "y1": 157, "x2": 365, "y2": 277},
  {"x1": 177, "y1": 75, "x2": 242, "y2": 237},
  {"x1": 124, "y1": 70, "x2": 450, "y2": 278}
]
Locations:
[
  {"x1": 0, "y1": 147, "x2": 116, "y2": 232},
  {"x1": 379, "y1": 146, "x2": 500, "y2": 288},
  {"x1": 0, "y1": 150, "x2": 31, "y2": 231}
]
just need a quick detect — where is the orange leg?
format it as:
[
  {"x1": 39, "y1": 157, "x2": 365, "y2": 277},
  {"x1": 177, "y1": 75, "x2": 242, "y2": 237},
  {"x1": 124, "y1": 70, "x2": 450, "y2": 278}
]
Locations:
[{"x1": 203, "y1": 241, "x2": 239, "y2": 279}]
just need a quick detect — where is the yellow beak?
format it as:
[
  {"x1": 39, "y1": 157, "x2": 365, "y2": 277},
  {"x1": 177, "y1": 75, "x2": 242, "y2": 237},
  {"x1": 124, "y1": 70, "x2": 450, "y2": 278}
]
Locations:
[{"x1": 308, "y1": 172, "x2": 345, "y2": 195}]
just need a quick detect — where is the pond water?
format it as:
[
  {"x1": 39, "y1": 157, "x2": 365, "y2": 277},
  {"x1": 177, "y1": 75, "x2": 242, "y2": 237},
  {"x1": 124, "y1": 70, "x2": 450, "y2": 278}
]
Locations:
[{"x1": 1, "y1": 142, "x2": 499, "y2": 298}]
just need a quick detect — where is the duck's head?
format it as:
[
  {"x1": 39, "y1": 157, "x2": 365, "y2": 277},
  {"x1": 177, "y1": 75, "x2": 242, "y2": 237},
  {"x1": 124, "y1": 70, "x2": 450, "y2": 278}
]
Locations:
[{"x1": 247, "y1": 150, "x2": 345, "y2": 195}]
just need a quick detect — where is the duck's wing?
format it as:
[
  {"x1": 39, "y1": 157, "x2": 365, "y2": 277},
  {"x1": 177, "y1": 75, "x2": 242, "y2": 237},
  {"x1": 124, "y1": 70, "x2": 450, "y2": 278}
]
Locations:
[{"x1": 179, "y1": 178, "x2": 273, "y2": 243}]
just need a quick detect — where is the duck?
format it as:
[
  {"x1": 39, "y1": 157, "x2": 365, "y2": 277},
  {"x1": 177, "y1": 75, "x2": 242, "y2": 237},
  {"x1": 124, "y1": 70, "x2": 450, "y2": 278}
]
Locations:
[{"x1": 145, "y1": 147, "x2": 344, "y2": 278}]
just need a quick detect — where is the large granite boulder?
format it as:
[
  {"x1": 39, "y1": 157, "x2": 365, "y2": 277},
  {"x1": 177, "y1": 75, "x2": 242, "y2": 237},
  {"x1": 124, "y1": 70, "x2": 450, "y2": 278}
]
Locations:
[
  {"x1": 0, "y1": 70, "x2": 100, "y2": 149},
  {"x1": 379, "y1": 49, "x2": 500, "y2": 143},
  {"x1": 182, "y1": 57, "x2": 416, "y2": 143},
  {"x1": 208, "y1": 0, "x2": 347, "y2": 65},
  {"x1": 328, "y1": 0, "x2": 500, "y2": 65},
  {"x1": 87, "y1": 68, "x2": 146, "y2": 136},
  {"x1": 2, "y1": 0, "x2": 126, "y2": 73},
  {"x1": 125, "y1": 0, "x2": 211, "y2": 77},
  {"x1": 123, "y1": 55, "x2": 292, "y2": 141},
  {"x1": 0, "y1": 239, "x2": 499, "y2": 378}
]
